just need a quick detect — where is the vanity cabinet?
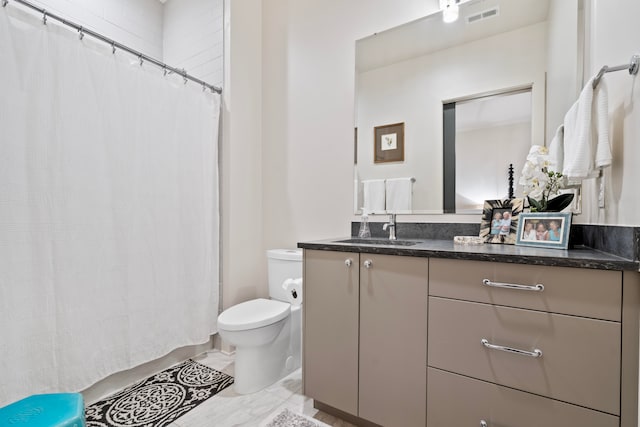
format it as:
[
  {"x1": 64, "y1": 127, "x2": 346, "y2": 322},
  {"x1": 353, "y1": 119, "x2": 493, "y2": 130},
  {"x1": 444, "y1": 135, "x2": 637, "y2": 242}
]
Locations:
[
  {"x1": 359, "y1": 254, "x2": 427, "y2": 427},
  {"x1": 428, "y1": 258, "x2": 639, "y2": 427},
  {"x1": 303, "y1": 250, "x2": 428, "y2": 427},
  {"x1": 302, "y1": 248, "x2": 639, "y2": 427},
  {"x1": 303, "y1": 250, "x2": 359, "y2": 415}
]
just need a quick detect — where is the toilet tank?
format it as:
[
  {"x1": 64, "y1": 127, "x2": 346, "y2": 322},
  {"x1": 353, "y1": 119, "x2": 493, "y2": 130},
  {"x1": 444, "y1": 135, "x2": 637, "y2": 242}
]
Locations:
[{"x1": 267, "y1": 249, "x2": 303, "y2": 302}]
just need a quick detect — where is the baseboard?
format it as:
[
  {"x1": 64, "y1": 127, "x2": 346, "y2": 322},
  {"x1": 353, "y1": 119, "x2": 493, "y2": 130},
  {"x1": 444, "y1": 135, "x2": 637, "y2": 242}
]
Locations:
[{"x1": 314, "y1": 400, "x2": 382, "y2": 427}]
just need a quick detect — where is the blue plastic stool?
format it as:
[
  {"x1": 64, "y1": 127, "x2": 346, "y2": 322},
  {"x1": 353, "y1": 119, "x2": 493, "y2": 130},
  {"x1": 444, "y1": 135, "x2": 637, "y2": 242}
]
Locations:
[{"x1": 0, "y1": 393, "x2": 85, "y2": 427}]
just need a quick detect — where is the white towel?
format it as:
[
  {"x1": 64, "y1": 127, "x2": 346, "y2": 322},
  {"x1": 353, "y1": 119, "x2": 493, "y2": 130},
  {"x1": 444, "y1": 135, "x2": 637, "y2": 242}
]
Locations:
[
  {"x1": 385, "y1": 177, "x2": 413, "y2": 213},
  {"x1": 594, "y1": 79, "x2": 612, "y2": 169},
  {"x1": 547, "y1": 124, "x2": 564, "y2": 172},
  {"x1": 561, "y1": 76, "x2": 611, "y2": 180},
  {"x1": 363, "y1": 179, "x2": 386, "y2": 213}
]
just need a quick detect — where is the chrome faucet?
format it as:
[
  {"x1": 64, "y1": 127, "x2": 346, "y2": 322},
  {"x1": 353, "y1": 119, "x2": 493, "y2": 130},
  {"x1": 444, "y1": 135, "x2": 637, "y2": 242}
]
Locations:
[{"x1": 382, "y1": 213, "x2": 397, "y2": 240}]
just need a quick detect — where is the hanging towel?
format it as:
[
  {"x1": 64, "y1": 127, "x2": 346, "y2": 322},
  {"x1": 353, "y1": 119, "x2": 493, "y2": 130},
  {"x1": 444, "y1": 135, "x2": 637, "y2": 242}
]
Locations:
[
  {"x1": 547, "y1": 124, "x2": 564, "y2": 171},
  {"x1": 385, "y1": 177, "x2": 414, "y2": 213},
  {"x1": 561, "y1": 76, "x2": 611, "y2": 180},
  {"x1": 594, "y1": 79, "x2": 612, "y2": 169},
  {"x1": 363, "y1": 179, "x2": 386, "y2": 213}
]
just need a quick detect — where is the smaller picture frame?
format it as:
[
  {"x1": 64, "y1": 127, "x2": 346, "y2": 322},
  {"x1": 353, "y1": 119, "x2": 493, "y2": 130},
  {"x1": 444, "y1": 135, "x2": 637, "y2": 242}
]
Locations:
[
  {"x1": 516, "y1": 212, "x2": 572, "y2": 250},
  {"x1": 480, "y1": 199, "x2": 524, "y2": 245},
  {"x1": 374, "y1": 122, "x2": 404, "y2": 163},
  {"x1": 479, "y1": 198, "x2": 524, "y2": 244}
]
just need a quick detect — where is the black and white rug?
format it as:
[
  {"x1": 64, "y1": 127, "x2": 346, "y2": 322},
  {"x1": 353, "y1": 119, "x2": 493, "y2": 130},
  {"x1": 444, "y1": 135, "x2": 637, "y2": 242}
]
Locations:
[
  {"x1": 85, "y1": 359, "x2": 234, "y2": 427},
  {"x1": 263, "y1": 409, "x2": 330, "y2": 427}
]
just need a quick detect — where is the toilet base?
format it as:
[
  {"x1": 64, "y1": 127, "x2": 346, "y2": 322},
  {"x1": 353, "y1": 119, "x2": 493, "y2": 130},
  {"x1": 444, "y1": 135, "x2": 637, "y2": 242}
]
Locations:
[
  {"x1": 233, "y1": 318, "x2": 291, "y2": 394},
  {"x1": 230, "y1": 306, "x2": 302, "y2": 394}
]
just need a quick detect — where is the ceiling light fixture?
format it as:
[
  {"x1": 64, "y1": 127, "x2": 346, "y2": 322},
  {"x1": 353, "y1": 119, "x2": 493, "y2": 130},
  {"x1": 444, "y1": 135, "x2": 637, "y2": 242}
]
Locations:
[{"x1": 439, "y1": 0, "x2": 459, "y2": 23}]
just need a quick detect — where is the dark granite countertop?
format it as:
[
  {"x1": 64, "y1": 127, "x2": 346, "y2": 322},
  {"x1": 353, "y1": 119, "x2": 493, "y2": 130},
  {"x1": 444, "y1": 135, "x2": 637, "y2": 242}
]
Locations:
[{"x1": 298, "y1": 237, "x2": 640, "y2": 271}]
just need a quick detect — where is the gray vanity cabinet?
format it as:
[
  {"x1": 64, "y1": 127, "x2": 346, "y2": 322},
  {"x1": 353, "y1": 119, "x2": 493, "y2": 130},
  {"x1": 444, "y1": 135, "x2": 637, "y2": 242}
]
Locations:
[
  {"x1": 359, "y1": 254, "x2": 427, "y2": 427},
  {"x1": 303, "y1": 250, "x2": 428, "y2": 427},
  {"x1": 428, "y1": 258, "x2": 640, "y2": 427},
  {"x1": 303, "y1": 249, "x2": 359, "y2": 416},
  {"x1": 303, "y1": 250, "x2": 640, "y2": 427}
]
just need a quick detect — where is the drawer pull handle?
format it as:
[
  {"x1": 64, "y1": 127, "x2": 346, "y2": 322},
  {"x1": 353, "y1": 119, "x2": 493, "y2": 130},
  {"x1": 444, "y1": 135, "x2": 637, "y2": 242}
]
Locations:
[
  {"x1": 364, "y1": 259, "x2": 373, "y2": 269},
  {"x1": 480, "y1": 421, "x2": 488, "y2": 427},
  {"x1": 345, "y1": 259, "x2": 353, "y2": 267},
  {"x1": 481, "y1": 338, "x2": 543, "y2": 358},
  {"x1": 482, "y1": 278, "x2": 544, "y2": 292}
]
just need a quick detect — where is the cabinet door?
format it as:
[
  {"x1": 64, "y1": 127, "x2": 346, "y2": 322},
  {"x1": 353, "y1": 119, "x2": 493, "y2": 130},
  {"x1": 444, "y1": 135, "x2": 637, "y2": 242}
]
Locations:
[
  {"x1": 359, "y1": 254, "x2": 428, "y2": 427},
  {"x1": 303, "y1": 250, "x2": 359, "y2": 416}
]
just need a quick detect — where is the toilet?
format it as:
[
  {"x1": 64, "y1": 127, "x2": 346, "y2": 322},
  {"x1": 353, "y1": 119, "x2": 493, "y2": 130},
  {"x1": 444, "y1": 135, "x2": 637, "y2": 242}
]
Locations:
[{"x1": 217, "y1": 248, "x2": 303, "y2": 394}]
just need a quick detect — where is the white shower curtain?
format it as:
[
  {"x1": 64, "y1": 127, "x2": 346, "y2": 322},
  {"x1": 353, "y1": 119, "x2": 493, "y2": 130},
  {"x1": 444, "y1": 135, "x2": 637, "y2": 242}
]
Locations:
[{"x1": 0, "y1": 7, "x2": 220, "y2": 405}]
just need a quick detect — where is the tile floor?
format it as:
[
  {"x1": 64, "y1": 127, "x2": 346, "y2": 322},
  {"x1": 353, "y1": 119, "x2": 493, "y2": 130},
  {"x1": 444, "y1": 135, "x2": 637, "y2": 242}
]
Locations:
[{"x1": 165, "y1": 350, "x2": 357, "y2": 427}]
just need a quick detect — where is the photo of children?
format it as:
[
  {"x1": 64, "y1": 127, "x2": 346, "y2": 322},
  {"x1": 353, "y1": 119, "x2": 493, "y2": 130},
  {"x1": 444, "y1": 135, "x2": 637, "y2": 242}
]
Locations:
[
  {"x1": 535, "y1": 222, "x2": 549, "y2": 241},
  {"x1": 518, "y1": 214, "x2": 570, "y2": 248},
  {"x1": 521, "y1": 222, "x2": 536, "y2": 240}
]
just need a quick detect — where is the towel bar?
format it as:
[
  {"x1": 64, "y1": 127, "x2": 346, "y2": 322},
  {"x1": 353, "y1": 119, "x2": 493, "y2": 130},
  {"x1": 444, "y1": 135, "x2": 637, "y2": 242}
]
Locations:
[{"x1": 593, "y1": 54, "x2": 639, "y2": 88}]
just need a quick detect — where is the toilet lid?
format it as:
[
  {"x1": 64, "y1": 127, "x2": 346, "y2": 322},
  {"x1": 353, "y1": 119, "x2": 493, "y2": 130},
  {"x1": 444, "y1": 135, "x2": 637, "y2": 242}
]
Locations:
[{"x1": 218, "y1": 298, "x2": 290, "y2": 331}]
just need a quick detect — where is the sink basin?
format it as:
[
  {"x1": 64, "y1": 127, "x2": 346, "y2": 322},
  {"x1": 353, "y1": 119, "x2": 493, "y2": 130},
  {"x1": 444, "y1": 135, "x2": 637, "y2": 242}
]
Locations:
[{"x1": 335, "y1": 238, "x2": 420, "y2": 246}]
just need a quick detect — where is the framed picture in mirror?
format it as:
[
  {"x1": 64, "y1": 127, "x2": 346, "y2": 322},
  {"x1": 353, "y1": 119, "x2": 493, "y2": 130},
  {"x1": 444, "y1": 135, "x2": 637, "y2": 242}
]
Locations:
[
  {"x1": 479, "y1": 198, "x2": 524, "y2": 244},
  {"x1": 374, "y1": 122, "x2": 404, "y2": 163}
]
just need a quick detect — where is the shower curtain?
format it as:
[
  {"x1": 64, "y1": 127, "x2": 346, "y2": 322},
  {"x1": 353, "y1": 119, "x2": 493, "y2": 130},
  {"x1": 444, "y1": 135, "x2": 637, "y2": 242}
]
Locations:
[{"x1": 0, "y1": 7, "x2": 220, "y2": 405}]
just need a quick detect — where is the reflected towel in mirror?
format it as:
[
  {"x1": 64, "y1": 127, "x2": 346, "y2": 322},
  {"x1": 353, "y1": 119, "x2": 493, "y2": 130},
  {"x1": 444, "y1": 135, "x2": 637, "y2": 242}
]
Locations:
[
  {"x1": 385, "y1": 177, "x2": 414, "y2": 213},
  {"x1": 363, "y1": 179, "x2": 386, "y2": 213}
]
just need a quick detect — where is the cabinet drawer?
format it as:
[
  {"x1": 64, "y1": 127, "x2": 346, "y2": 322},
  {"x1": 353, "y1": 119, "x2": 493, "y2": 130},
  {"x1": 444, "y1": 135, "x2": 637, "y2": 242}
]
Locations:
[
  {"x1": 428, "y1": 297, "x2": 621, "y2": 415},
  {"x1": 430, "y1": 258, "x2": 622, "y2": 321},
  {"x1": 427, "y1": 367, "x2": 619, "y2": 427}
]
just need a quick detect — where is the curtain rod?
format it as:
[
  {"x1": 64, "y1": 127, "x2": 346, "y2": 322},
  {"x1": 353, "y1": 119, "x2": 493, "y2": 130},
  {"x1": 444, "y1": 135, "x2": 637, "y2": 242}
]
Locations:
[
  {"x1": 592, "y1": 54, "x2": 639, "y2": 89},
  {"x1": 2, "y1": 0, "x2": 222, "y2": 94}
]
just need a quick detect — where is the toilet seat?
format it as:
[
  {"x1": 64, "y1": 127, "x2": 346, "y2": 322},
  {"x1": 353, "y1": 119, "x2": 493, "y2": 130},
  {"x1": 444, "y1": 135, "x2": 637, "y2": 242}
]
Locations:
[{"x1": 218, "y1": 298, "x2": 290, "y2": 332}]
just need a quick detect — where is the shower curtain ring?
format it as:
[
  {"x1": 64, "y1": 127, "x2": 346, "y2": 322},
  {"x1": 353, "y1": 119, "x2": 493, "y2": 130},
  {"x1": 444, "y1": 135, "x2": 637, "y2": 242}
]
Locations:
[
  {"x1": 42, "y1": 11, "x2": 48, "y2": 25},
  {"x1": 163, "y1": 66, "x2": 168, "y2": 76},
  {"x1": 202, "y1": 83, "x2": 206, "y2": 92},
  {"x1": 78, "y1": 27, "x2": 84, "y2": 40},
  {"x1": 182, "y1": 69, "x2": 188, "y2": 85},
  {"x1": 111, "y1": 42, "x2": 116, "y2": 54},
  {"x1": 139, "y1": 55, "x2": 144, "y2": 66},
  {"x1": 2, "y1": 1, "x2": 8, "y2": 8}
]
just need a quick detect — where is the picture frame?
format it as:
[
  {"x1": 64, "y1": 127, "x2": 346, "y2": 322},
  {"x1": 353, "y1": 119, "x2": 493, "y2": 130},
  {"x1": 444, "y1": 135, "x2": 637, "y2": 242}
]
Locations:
[
  {"x1": 516, "y1": 212, "x2": 572, "y2": 250},
  {"x1": 479, "y1": 198, "x2": 524, "y2": 244},
  {"x1": 374, "y1": 122, "x2": 404, "y2": 163}
]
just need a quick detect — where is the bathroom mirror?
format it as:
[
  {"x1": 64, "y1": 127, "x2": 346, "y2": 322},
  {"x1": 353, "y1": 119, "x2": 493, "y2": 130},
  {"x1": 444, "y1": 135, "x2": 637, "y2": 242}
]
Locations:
[{"x1": 354, "y1": 0, "x2": 584, "y2": 214}]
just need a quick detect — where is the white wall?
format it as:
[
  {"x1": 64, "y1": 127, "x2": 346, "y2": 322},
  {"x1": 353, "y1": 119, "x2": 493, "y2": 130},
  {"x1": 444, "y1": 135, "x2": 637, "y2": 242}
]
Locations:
[
  {"x1": 545, "y1": 0, "x2": 580, "y2": 143},
  {"x1": 578, "y1": 0, "x2": 640, "y2": 226},
  {"x1": 356, "y1": 23, "x2": 546, "y2": 213},
  {"x1": 219, "y1": 0, "x2": 264, "y2": 308},
  {"x1": 25, "y1": 0, "x2": 164, "y2": 58},
  {"x1": 163, "y1": 0, "x2": 224, "y2": 88}
]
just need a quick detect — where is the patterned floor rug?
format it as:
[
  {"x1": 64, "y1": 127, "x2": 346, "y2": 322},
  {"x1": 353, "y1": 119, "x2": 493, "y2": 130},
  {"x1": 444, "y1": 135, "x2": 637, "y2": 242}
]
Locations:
[
  {"x1": 263, "y1": 409, "x2": 330, "y2": 427},
  {"x1": 85, "y1": 359, "x2": 234, "y2": 427}
]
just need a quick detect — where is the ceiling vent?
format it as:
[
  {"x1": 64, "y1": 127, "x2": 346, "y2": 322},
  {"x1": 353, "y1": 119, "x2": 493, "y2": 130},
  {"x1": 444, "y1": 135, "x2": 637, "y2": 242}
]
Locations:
[{"x1": 466, "y1": 6, "x2": 500, "y2": 24}]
